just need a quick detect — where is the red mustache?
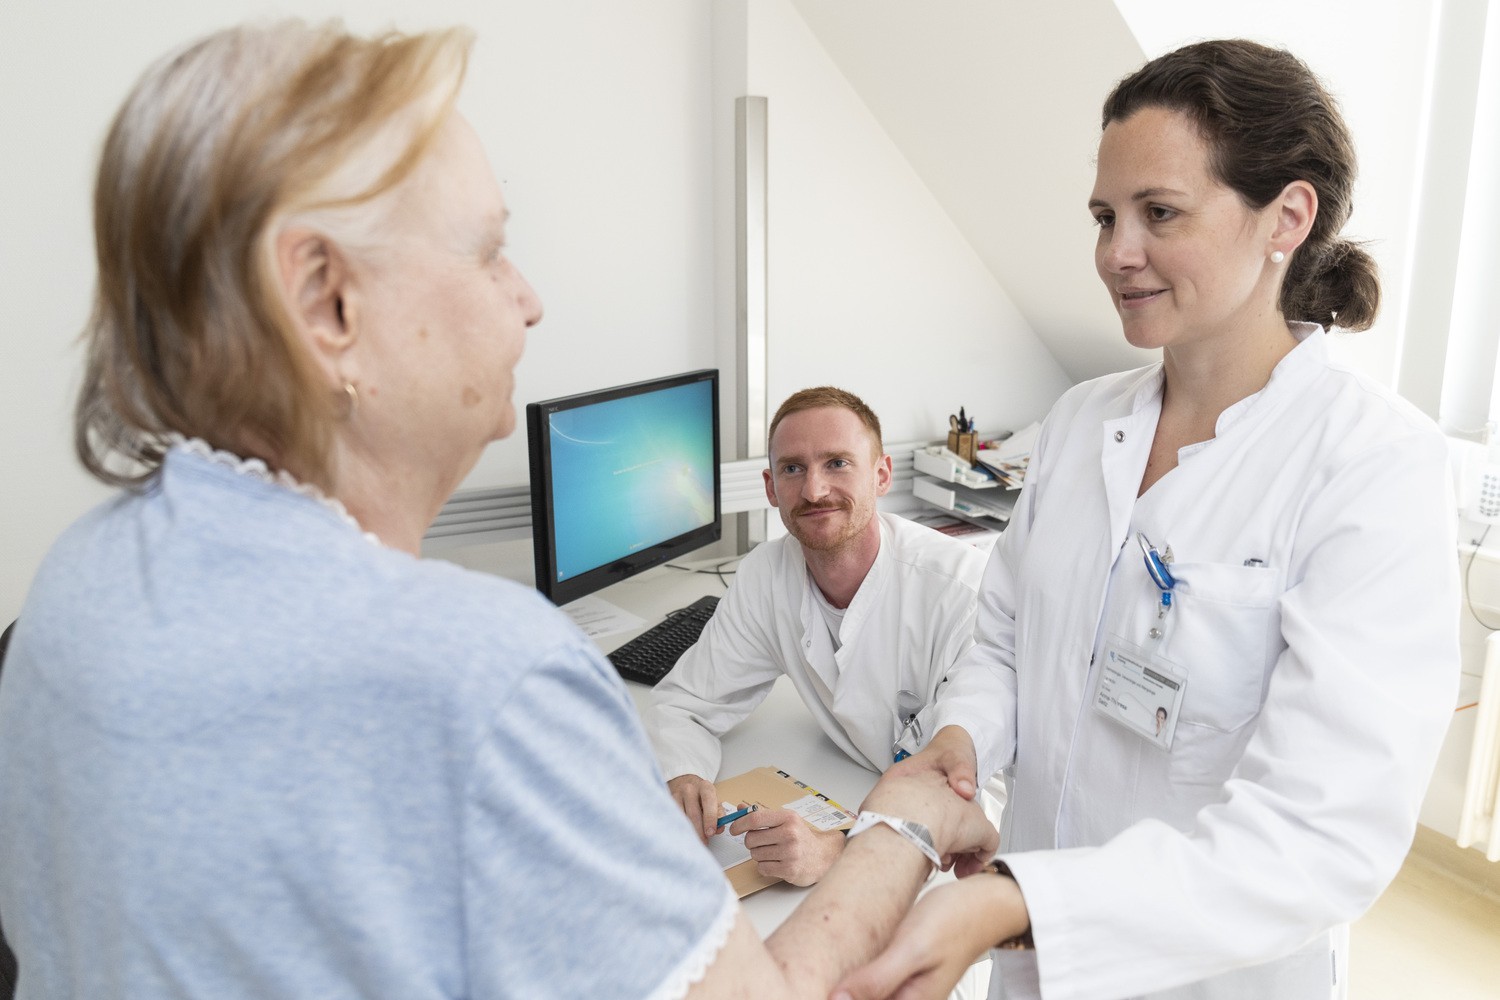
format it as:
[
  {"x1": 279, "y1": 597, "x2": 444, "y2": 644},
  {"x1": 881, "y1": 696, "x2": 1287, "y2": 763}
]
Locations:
[{"x1": 793, "y1": 501, "x2": 850, "y2": 517}]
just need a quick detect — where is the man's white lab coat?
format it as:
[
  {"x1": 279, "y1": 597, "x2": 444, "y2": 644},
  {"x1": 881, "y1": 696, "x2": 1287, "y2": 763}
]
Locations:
[
  {"x1": 936, "y1": 326, "x2": 1460, "y2": 1000},
  {"x1": 647, "y1": 512, "x2": 988, "y2": 783}
]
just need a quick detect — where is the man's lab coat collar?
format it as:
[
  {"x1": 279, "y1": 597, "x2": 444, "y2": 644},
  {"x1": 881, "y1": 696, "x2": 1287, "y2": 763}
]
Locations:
[{"x1": 796, "y1": 513, "x2": 891, "y2": 685}]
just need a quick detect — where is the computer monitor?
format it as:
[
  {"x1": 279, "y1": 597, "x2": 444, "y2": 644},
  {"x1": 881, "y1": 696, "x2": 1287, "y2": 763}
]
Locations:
[{"x1": 527, "y1": 369, "x2": 721, "y2": 605}]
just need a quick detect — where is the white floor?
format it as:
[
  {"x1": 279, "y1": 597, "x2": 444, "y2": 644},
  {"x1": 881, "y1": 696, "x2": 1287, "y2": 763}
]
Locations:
[{"x1": 1349, "y1": 841, "x2": 1500, "y2": 999}]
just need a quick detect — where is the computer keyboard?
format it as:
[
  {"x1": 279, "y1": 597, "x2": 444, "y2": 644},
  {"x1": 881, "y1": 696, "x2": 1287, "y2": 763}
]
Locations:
[{"x1": 608, "y1": 595, "x2": 720, "y2": 686}]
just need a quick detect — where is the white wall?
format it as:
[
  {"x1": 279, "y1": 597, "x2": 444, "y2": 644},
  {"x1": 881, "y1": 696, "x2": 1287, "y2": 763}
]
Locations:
[
  {"x1": 790, "y1": 0, "x2": 1155, "y2": 386},
  {"x1": 743, "y1": 0, "x2": 1071, "y2": 441},
  {"x1": 2, "y1": 0, "x2": 1075, "y2": 624},
  {"x1": 0, "y1": 0, "x2": 719, "y2": 623}
]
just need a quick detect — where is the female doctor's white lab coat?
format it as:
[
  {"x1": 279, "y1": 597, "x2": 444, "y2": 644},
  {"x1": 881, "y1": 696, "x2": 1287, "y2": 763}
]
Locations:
[{"x1": 938, "y1": 326, "x2": 1460, "y2": 1000}]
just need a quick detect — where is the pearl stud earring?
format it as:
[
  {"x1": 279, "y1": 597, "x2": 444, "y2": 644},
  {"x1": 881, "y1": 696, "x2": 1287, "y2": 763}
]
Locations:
[{"x1": 1270, "y1": 250, "x2": 1286, "y2": 264}]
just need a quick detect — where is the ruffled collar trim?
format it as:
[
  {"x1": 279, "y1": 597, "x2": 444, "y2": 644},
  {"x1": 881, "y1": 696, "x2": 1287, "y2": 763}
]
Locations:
[{"x1": 168, "y1": 436, "x2": 382, "y2": 547}]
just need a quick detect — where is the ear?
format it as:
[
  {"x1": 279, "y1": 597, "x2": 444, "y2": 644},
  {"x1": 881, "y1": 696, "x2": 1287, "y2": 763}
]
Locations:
[
  {"x1": 1268, "y1": 179, "x2": 1317, "y2": 259},
  {"x1": 763, "y1": 466, "x2": 781, "y2": 509},
  {"x1": 274, "y1": 225, "x2": 357, "y2": 379},
  {"x1": 873, "y1": 452, "x2": 893, "y2": 497}
]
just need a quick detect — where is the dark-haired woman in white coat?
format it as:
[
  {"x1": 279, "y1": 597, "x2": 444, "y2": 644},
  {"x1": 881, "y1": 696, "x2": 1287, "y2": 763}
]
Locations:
[{"x1": 833, "y1": 38, "x2": 1460, "y2": 1000}]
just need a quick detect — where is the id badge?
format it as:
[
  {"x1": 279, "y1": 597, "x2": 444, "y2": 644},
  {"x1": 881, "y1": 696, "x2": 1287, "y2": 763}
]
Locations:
[{"x1": 1093, "y1": 638, "x2": 1187, "y2": 749}]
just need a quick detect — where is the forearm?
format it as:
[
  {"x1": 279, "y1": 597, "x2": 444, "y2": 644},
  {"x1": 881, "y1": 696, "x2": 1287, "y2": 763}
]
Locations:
[
  {"x1": 764, "y1": 825, "x2": 933, "y2": 988},
  {"x1": 764, "y1": 764, "x2": 999, "y2": 991},
  {"x1": 911, "y1": 867, "x2": 1031, "y2": 969},
  {"x1": 646, "y1": 693, "x2": 732, "y2": 782},
  {"x1": 646, "y1": 633, "x2": 778, "y2": 781},
  {"x1": 826, "y1": 865, "x2": 1031, "y2": 1000},
  {"x1": 688, "y1": 829, "x2": 932, "y2": 1000},
  {"x1": 691, "y1": 766, "x2": 998, "y2": 999}
]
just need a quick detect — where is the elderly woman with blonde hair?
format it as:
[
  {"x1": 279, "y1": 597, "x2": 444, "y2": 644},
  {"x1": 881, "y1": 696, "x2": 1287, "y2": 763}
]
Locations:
[{"x1": 0, "y1": 20, "x2": 994, "y2": 1000}]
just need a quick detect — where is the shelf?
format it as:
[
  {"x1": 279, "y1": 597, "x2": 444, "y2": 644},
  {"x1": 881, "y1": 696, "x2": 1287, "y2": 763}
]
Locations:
[{"x1": 912, "y1": 476, "x2": 1016, "y2": 525}]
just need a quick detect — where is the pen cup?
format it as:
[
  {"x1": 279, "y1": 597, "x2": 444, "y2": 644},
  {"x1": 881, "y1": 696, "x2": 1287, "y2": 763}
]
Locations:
[{"x1": 947, "y1": 430, "x2": 978, "y2": 465}]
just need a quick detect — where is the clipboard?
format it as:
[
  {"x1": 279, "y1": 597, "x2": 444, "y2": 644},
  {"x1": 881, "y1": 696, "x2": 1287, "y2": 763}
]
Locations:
[{"x1": 713, "y1": 766, "x2": 856, "y2": 898}]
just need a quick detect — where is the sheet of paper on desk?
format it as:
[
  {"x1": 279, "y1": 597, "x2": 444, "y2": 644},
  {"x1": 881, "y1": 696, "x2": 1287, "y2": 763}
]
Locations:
[
  {"x1": 708, "y1": 801, "x2": 753, "y2": 870},
  {"x1": 786, "y1": 793, "x2": 853, "y2": 832},
  {"x1": 558, "y1": 595, "x2": 647, "y2": 639}
]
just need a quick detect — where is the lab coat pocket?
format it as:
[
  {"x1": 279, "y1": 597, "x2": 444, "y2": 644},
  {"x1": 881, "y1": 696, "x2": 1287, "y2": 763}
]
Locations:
[{"x1": 1165, "y1": 561, "x2": 1279, "y2": 735}]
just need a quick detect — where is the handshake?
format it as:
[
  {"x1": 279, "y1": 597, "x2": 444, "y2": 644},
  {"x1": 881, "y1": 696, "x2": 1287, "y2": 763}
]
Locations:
[{"x1": 854, "y1": 725, "x2": 999, "y2": 877}]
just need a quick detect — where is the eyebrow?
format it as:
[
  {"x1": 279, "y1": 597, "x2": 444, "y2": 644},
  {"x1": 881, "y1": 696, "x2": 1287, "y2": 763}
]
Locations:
[
  {"x1": 1088, "y1": 186, "x2": 1189, "y2": 210},
  {"x1": 476, "y1": 211, "x2": 510, "y2": 252},
  {"x1": 480, "y1": 209, "x2": 510, "y2": 233},
  {"x1": 775, "y1": 448, "x2": 856, "y2": 466}
]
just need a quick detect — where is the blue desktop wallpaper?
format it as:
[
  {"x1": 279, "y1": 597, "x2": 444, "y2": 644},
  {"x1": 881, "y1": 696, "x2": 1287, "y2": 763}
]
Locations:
[{"x1": 549, "y1": 380, "x2": 715, "y2": 582}]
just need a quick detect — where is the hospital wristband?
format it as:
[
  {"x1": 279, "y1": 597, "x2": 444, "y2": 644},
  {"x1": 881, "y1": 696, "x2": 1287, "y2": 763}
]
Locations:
[{"x1": 847, "y1": 811, "x2": 940, "y2": 867}]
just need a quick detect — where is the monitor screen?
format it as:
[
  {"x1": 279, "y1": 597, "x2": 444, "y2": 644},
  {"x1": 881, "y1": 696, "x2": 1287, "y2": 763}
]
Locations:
[{"x1": 527, "y1": 369, "x2": 721, "y2": 605}]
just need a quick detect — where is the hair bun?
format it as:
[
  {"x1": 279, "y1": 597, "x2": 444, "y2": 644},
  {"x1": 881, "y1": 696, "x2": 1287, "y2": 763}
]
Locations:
[{"x1": 1286, "y1": 238, "x2": 1380, "y2": 332}]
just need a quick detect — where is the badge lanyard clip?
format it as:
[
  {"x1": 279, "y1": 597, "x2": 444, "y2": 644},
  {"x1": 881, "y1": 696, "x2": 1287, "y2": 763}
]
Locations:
[
  {"x1": 892, "y1": 690, "x2": 923, "y2": 762},
  {"x1": 1136, "y1": 532, "x2": 1176, "y2": 637}
]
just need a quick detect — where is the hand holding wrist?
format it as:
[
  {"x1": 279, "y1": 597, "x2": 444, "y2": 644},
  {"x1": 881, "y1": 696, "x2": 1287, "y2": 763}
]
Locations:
[
  {"x1": 860, "y1": 767, "x2": 998, "y2": 865},
  {"x1": 847, "y1": 811, "x2": 940, "y2": 867},
  {"x1": 904, "y1": 724, "x2": 979, "y2": 800}
]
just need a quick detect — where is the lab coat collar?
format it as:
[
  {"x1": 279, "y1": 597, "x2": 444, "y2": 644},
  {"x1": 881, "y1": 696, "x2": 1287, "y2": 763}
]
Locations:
[
  {"x1": 1101, "y1": 381, "x2": 1162, "y2": 574},
  {"x1": 795, "y1": 514, "x2": 890, "y2": 687},
  {"x1": 1121, "y1": 323, "x2": 1326, "y2": 423},
  {"x1": 1099, "y1": 323, "x2": 1328, "y2": 559},
  {"x1": 1128, "y1": 365, "x2": 1166, "y2": 416},
  {"x1": 839, "y1": 514, "x2": 890, "y2": 640},
  {"x1": 1211, "y1": 322, "x2": 1325, "y2": 438}
]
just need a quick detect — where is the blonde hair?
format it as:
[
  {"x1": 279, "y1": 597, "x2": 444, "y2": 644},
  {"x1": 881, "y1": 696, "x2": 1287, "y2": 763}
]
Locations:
[{"x1": 76, "y1": 20, "x2": 473, "y2": 489}]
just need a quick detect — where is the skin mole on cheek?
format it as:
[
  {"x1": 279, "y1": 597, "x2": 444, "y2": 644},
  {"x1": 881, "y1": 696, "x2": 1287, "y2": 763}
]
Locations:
[
  {"x1": 418, "y1": 327, "x2": 429, "y2": 340},
  {"x1": 461, "y1": 386, "x2": 481, "y2": 407}
]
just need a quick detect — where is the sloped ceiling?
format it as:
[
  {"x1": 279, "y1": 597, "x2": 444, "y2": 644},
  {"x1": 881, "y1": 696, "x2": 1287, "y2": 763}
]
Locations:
[{"x1": 789, "y1": 0, "x2": 1155, "y2": 382}]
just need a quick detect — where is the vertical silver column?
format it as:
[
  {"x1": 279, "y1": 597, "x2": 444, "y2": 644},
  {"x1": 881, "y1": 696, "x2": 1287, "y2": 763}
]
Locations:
[{"x1": 736, "y1": 96, "x2": 769, "y2": 551}]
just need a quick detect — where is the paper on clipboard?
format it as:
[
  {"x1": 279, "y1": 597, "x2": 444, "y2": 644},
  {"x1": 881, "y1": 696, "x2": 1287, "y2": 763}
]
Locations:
[
  {"x1": 707, "y1": 802, "x2": 753, "y2": 870},
  {"x1": 712, "y1": 766, "x2": 856, "y2": 898}
]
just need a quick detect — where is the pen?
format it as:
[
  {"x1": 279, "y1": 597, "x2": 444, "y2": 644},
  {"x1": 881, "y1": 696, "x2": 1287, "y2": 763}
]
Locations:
[
  {"x1": 717, "y1": 804, "x2": 757, "y2": 828},
  {"x1": 1136, "y1": 532, "x2": 1176, "y2": 618}
]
